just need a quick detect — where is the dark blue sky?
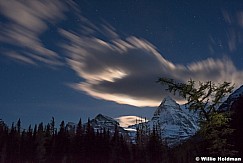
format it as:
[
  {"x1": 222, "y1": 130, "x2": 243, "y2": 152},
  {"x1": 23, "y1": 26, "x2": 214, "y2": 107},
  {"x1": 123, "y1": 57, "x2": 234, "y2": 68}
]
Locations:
[{"x1": 1, "y1": 0, "x2": 243, "y2": 127}]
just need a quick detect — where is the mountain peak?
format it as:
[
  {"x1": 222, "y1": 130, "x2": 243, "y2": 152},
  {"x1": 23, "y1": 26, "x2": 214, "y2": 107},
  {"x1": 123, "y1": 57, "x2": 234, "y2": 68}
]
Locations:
[
  {"x1": 153, "y1": 96, "x2": 180, "y2": 118},
  {"x1": 160, "y1": 96, "x2": 178, "y2": 107},
  {"x1": 88, "y1": 114, "x2": 125, "y2": 133},
  {"x1": 94, "y1": 114, "x2": 119, "y2": 125},
  {"x1": 146, "y1": 96, "x2": 199, "y2": 146}
]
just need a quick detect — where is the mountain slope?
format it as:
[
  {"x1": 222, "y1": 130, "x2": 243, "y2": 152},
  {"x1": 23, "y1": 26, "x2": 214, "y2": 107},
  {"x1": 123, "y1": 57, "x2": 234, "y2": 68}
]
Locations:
[
  {"x1": 149, "y1": 96, "x2": 199, "y2": 146},
  {"x1": 67, "y1": 85, "x2": 243, "y2": 148},
  {"x1": 127, "y1": 96, "x2": 199, "y2": 147},
  {"x1": 88, "y1": 114, "x2": 126, "y2": 134},
  {"x1": 229, "y1": 96, "x2": 243, "y2": 157},
  {"x1": 219, "y1": 85, "x2": 243, "y2": 111}
]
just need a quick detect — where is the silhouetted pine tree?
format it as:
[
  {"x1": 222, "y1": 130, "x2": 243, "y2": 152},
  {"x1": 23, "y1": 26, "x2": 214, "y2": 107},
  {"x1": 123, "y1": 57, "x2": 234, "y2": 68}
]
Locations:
[
  {"x1": 100, "y1": 128, "x2": 111, "y2": 161},
  {"x1": 35, "y1": 122, "x2": 46, "y2": 161},
  {"x1": 146, "y1": 126, "x2": 166, "y2": 163},
  {"x1": 0, "y1": 119, "x2": 8, "y2": 162},
  {"x1": 44, "y1": 123, "x2": 55, "y2": 162},
  {"x1": 110, "y1": 125, "x2": 131, "y2": 162},
  {"x1": 26, "y1": 125, "x2": 36, "y2": 162},
  {"x1": 6, "y1": 123, "x2": 19, "y2": 162},
  {"x1": 72, "y1": 118, "x2": 84, "y2": 161},
  {"x1": 83, "y1": 118, "x2": 95, "y2": 162}
]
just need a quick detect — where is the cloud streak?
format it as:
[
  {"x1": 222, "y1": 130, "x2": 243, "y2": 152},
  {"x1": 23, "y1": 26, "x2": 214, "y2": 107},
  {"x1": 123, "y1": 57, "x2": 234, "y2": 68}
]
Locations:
[
  {"x1": 61, "y1": 28, "x2": 243, "y2": 107},
  {"x1": 115, "y1": 116, "x2": 148, "y2": 128},
  {"x1": 0, "y1": 0, "x2": 73, "y2": 65},
  {"x1": 211, "y1": 10, "x2": 243, "y2": 54},
  {"x1": 4, "y1": 51, "x2": 36, "y2": 65},
  {"x1": 1, "y1": 1, "x2": 243, "y2": 108}
]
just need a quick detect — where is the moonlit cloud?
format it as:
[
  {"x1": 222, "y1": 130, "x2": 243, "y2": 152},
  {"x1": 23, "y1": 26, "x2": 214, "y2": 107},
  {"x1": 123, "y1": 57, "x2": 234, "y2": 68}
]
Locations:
[
  {"x1": 237, "y1": 12, "x2": 243, "y2": 28},
  {"x1": 213, "y1": 10, "x2": 243, "y2": 54},
  {"x1": 61, "y1": 27, "x2": 243, "y2": 107},
  {"x1": 115, "y1": 116, "x2": 148, "y2": 128},
  {"x1": 0, "y1": 0, "x2": 72, "y2": 65},
  {"x1": 1, "y1": 1, "x2": 243, "y2": 108},
  {"x1": 5, "y1": 51, "x2": 36, "y2": 65}
]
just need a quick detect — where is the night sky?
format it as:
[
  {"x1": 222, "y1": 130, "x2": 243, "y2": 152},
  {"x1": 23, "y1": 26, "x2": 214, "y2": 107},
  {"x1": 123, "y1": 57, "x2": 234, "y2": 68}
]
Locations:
[{"x1": 1, "y1": 0, "x2": 243, "y2": 127}]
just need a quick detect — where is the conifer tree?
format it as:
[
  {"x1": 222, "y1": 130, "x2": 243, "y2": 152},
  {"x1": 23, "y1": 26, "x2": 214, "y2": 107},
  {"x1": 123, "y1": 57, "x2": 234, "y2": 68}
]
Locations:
[
  {"x1": 16, "y1": 118, "x2": 21, "y2": 134},
  {"x1": 73, "y1": 118, "x2": 84, "y2": 161},
  {"x1": 76, "y1": 118, "x2": 83, "y2": 136},
  {"x1": 147, "y1": 125, "x2": 164, "y2": 163},
  {"x1": 0, "y1": 119, "x2": 7, "y2": 162},
  {"x1": 158, "y1": 77, "x2": 236, "y2": 156},
  {"x1": 26, "y1": 125, "x2": 35, "y2": 161},
  {"x1": 7, "y1": 122, "x2": 19, "y2": 162},
  {"x1": 84, "y1": 118, "x2": 95, "y2": 162},
  {"x1": 50, "y1": 117, "x2": 55, "y2": 136}
]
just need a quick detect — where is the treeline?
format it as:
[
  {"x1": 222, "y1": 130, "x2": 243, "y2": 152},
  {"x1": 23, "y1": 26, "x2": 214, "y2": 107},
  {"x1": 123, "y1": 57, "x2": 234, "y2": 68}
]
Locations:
[
  {"x1": 0, "y1": 117, "x2": 241, "y2": 163},
  {"x1": 1, "y1": 101, "x2": 242, "y2": 163},
  {"x1": 0, "y1": 118, "x2": 171, "y2": 163}
]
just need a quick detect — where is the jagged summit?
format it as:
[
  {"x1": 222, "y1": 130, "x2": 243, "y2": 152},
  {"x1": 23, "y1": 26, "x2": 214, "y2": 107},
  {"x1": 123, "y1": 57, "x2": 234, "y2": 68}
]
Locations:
[
  {"x1": 67, "y1": 86, "x2": 243, "y2": 148},
  {"x1": 94, "y1": 114, "x2": 119, "y2": 125},
  {"x1": 153, "y1": 96, "x2": 181, "y2": 118},
  {"x1": 159, "y1": 96, "x2": 179, "y2": 107},
  {"x1": 125, "y1": 96, "x2": 199, "y2": 147},
  {"x1": 147, "y1": 96, "x2": 199, "y2": 146},
  {"x1": 88, "y1": 114, "x2": 125, "y2": 134}
]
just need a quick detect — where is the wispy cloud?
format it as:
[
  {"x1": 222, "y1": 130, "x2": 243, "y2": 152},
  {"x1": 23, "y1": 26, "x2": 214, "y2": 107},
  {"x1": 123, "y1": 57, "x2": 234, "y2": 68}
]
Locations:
[
  {"x1": 0, "y1": 0, "x2": 73, "y2": 65},
  {"x1": 115, "y1": 116, "x2": 148, "y2": 128},
  {"x1": 211, "y1": 10, "x2": 243, "y2": 54},
  {"x1": 61, "y1": 27, "x2": 243, "y2": 107},
  {"x1": 5, "y1": 51, "x2": 36, "y2": 65},
  {"x1": 1, "y1": 1, "x2": 243, "y2": 108}
]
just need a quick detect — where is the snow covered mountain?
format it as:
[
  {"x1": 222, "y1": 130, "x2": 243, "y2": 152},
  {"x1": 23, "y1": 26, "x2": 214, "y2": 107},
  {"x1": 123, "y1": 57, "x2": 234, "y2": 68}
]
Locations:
[
  {"x1": 147, "y1": 85, "x2": 243, "y2": 147},
  {"x1": 229, "y1": 85, "x2": 243, "y2": 99},
  {"x1": 150, "y1": 96, "x2": 199, "y2": 146},
  {"x1": 128, "y1": 96, "x2": 199, "y2": 147},
  {"x1": 219, "y1": 85, "x2": 243, "y2": 111},
  {"x1": 88, "y1": 114, "x2": 126, "y2": 134},
  {"x1": 67, "y1": 85, "x2": 243, "y2": 148},
  {"x1": 136, "y1": 85, "x2": 243, "y2": 147}
]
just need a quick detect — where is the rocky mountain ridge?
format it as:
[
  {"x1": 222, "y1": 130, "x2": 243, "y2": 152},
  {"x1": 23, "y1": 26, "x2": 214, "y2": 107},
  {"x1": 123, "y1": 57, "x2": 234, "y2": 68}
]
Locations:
[
  {"x1": 89, "y1": 114, "x2": 125, "y2": 134},
  {"x1": 73, "y1": 85, "x2": 243, "y2": 147},
  {"x1": 219, "y1": 85, "x2": 243, "y2": 111},
  {"x1": 127, "y1": 96, "x2": 199, "y2": 147}
]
